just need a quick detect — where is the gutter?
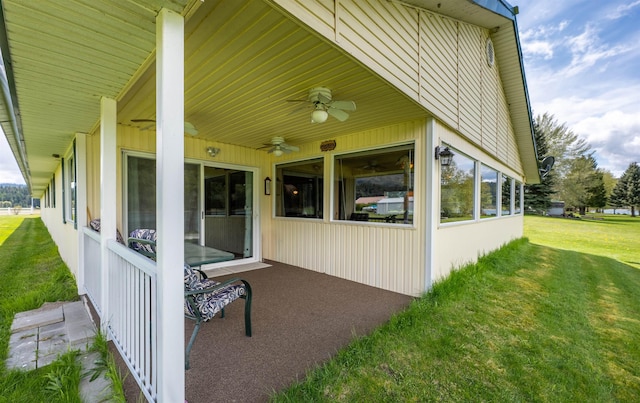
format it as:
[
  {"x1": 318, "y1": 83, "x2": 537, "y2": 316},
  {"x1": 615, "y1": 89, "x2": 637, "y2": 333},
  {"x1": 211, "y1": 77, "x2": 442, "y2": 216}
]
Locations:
[{"x1": 0, "y1": 0, "x2": 31, "y2": 192}]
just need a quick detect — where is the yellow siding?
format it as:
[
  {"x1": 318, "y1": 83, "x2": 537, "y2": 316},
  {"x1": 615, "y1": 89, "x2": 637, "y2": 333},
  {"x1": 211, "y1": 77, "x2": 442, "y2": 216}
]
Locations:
[
  {"x1": 458, "y1": 22, "x2": 483, "y2": 144},
  {"x1": 272, "y1": 120, "x2": 426, "y2": 296},
  {"x1": 336, "y1": 0, "x2": 420, "y2": 99},
  {"x1": 273, "y1": 0, "x2": 525, "y2": 177},
  {"x1": 420, "y1": 12, "x2": 459, "y2": 129}
]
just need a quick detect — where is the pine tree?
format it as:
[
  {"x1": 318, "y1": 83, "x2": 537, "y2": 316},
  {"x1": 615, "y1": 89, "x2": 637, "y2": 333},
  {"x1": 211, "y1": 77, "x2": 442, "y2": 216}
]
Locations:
[
  {"x1": 611, "y1": 162, "x2": 640, "y2": 217},
  {"x1": 524, "y1": 118, "x2": 556, "y2": 213}
]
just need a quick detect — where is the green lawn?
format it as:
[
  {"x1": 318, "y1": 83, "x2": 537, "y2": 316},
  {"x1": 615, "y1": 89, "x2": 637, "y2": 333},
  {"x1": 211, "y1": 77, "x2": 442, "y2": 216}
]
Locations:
[
  {"x1": 0, "y1": 216, "x2": 83, "y2": 402},
  {"x1": 273, "y1": 215, "x2": 640, "y2": 402}
]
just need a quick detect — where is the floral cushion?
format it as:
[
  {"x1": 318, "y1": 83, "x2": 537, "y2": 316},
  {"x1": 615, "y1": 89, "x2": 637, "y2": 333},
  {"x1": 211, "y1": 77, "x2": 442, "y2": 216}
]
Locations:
[
  {"x1": 90, "y1": 218, "x2": 125, "y2": 245},
  {"x1": 129, "y1": 228, "x2": 157, "y2": 255},
  {"x1": 183, "y1": 264, "x2": 246, "y2": 322}
]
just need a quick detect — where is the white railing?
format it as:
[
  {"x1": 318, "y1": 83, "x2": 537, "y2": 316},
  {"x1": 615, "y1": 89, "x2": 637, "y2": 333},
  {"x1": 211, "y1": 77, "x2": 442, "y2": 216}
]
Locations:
[
  {"x1": 106, "y1": 240, "x2": 158, "y2": 402},
  {"x1": 82, "y1": 227, "x2": 103, "y2": 315}
]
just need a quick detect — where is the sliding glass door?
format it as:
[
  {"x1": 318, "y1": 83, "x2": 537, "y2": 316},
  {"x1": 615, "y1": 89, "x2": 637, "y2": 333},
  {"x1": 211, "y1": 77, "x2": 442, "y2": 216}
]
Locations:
[{"x1": 125, "y1": 153, "x2": 256, "y2": 263}]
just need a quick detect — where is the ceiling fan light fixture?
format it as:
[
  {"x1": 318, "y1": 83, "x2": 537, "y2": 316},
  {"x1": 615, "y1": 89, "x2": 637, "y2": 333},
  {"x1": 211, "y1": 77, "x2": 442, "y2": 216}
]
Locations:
[
  {"x1": 311, "y1": 108, "x2": 328, "y2": 123},
  {"x1": 273, "y1": 148, "x2": 284, "y2": 157}
]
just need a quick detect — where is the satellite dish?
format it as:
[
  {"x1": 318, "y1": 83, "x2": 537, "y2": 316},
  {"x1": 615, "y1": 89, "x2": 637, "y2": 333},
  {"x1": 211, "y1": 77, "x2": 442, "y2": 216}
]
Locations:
[{"x1": 539, "y1": 156, "x2": 555, "y2": 178}]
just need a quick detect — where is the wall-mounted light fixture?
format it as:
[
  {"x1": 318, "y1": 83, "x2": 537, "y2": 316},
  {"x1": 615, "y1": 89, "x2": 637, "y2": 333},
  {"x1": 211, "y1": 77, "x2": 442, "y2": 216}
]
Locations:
[
  {"x1": 206, "y1": 147, "x2": 220, "y2": 157},
  {"x1": 435, "y1": 146, "x2": 454, "y2": 166},
  {"x1": 264, "y1": 177, "x2": 272, "y2": 195}
]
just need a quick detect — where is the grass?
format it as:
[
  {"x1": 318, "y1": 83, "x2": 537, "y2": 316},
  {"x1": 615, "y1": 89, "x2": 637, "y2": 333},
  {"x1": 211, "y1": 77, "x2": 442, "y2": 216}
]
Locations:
[
  {"x1": 272, "y1": 215, "x2": 640, "y2": 402},
  {"x1": 0, "y1": 215, "x2": 124, "y2": 402}
]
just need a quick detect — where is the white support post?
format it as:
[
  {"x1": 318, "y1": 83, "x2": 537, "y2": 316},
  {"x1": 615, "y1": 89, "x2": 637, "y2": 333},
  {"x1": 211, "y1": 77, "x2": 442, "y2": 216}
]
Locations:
[
  {"x1": 156, "y1": 9, "x2": 185, "y2": 403},
  {"x1": 76, "y1": 132, "x2": 88, "y2": 293},
  {"x1": 425, "y1": 118, "x2": 437, "y2": 291},
  {"x1": 100, "y1": 97, "x2": 117, "y2": 334}
]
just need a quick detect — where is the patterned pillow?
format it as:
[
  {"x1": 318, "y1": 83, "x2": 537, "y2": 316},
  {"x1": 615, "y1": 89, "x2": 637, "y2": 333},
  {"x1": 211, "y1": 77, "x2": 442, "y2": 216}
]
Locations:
[{"x1": 129, "y1": 229, "x2": 157, "y2": 255}]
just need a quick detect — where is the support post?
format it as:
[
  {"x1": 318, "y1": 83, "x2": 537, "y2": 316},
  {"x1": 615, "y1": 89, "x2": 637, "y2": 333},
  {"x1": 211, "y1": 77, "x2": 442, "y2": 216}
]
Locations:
[
  {"x1": 99, "y1": 97, "x2": 117, "y2": 335},
  {"x1": 156, "y1": 8, "x2": 185, "y2": 402},
  {"x1": 76, "y1": 132, "x2": 88, "y2": 293}
]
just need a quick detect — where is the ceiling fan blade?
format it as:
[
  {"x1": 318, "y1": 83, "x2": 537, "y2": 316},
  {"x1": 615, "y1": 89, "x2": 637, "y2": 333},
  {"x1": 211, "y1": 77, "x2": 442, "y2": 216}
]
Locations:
[
  {"x1": 317, "y1": 92, "x2": 332, "y2": 104},
  {"x1": 327, "y1": 107, "x2": 350, "y2": 122},
  {"x1": 329, "y1": 100, "x2": 356, "y2": 111},
  {"x1": 183, "y1": 121, "x2": 198, "y2": 136},
  {"x1": 282, "y1": 144, "x2": 300, "y2": 152},
  {"x1": 131, "y1": 119, "x2": 155, "y2": 123}
]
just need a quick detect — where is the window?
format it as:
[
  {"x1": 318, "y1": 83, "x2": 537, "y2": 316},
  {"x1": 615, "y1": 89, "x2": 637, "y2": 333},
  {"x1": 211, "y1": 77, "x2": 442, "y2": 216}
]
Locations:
[
  {"x1": 501, "y1": 174, "x2": 511, "y2": 216},
  {"x1": 334, "y1": 144, "x2": 414, "y2": 224},
  {"x1": 204, "y1": 167, "x2": 253, "y2": 216},
  {"x1": 480, "y1": 164, "x2": 498, "y2": 218},
  {"x1": 276, "y1": 158, "x2": 323, "y2": 218},
  {"x1": 440, "y1": 146, "x2": 475, "y2": 223},
  {"x1": 64, "y1": 142, "x2": 77, "y2": 227},
  {"x1": 514, "y1": 181, "x2": 522, "y2": 214}
]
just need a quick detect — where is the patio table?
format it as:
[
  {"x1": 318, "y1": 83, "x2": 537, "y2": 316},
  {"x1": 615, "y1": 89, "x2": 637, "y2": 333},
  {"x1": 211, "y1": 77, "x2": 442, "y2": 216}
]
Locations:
[{"x1": 184, "y1": 241, "x2": 235, "y2": 267}]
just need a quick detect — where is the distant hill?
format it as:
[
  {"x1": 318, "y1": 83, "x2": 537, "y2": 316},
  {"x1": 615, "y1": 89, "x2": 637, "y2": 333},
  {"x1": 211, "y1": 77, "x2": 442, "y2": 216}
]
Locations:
[{"x1": 0, "y1": 183, "x2": 37, "y2": 207}]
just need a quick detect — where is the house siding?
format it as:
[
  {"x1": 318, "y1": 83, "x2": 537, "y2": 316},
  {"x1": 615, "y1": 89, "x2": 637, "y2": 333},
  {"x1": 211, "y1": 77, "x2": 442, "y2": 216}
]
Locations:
[
  {"x1": 272, "y1": 119, "x2": 426, "y2": 296},
  {"x1": 272, "y1": 0, "x2": 524, "y2": 177}
]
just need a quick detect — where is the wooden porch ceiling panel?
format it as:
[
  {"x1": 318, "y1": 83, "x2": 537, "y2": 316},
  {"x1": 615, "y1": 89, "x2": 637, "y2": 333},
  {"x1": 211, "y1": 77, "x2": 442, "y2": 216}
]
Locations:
[
  {"x1": 118, "y1": 0, "x2": 427, "y2": 150},
  {"x1": 1, "y1": 0, "x2": 190, "y2": 194}
]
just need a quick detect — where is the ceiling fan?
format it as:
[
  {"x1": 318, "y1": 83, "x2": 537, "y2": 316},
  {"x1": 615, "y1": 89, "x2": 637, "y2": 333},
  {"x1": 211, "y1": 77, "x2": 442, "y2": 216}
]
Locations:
[
  {"x1": 131, "y1": 119, "x2": 199, "y2": 136},
  {"x1": 288, "y1": 87, "x2": 356, "y2": 123},
  {"x1": 260, "y1": 136, "x2": 299, "y2": 157}
]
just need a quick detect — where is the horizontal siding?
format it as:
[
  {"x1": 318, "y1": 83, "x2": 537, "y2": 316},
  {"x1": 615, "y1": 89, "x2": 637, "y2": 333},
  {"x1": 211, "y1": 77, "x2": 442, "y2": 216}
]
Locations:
[
  {"x1": 458, "y1": 23, "x2": 482, "y2": 144},
  {"x1": 337, "y1": 0, "x2": 419, "y2": 100},
  {"x1": 420, "y1": 12, "x2": 459, "y2": 129}
]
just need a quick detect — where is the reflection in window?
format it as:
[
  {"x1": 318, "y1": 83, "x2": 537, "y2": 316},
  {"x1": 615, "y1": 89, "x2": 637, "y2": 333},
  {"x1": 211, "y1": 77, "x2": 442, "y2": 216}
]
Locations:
[
  {"x1": 334, "y1": 144, "x2": 414, "y2": 224},
  {"x1": 276, "y1": 159, "x2": 323, "y2": 218},
  {"x1": 480, "y1": 164, "x2": 498, "y2": 218},
  {"x1": 204, "y1": 168, "x2": 252, "y2": 216},
  {"x1": 501, "y1": 174, "x2": 512, "y2": 216},
  {"x1": 514, "y1": 181, "x2": 522, "y2": 214},
  {"x1": 440, "y1": 147, "x2": 475, "y2": 223}
]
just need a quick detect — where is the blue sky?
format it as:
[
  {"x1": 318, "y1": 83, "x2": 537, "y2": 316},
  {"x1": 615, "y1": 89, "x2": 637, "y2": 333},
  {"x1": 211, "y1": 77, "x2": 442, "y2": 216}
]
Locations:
[
  {"x1": 517, "y1": 0, "x2": 640, "y2": 176},
  {"x1": 1, "y1": 0, "x2": 639, "y2": 184}
]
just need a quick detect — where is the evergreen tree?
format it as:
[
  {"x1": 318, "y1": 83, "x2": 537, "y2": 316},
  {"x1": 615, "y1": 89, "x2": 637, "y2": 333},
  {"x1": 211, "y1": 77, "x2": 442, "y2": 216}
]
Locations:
[
  {"x1": 586, "y1": 170, "x2": 607, "y2": 211},
  {"x1": 611, "y1": 162, "x2": 640, "y2": 217},
  {"x1": 524, "y1": 118, "x2": 556, "y2": 213}
]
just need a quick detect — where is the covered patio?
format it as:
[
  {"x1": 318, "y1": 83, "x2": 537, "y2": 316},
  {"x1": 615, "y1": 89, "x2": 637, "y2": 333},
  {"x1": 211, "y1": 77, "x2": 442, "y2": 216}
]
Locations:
[{"x1": 111, "y1": 262, "x2": 413, "y2": 402}]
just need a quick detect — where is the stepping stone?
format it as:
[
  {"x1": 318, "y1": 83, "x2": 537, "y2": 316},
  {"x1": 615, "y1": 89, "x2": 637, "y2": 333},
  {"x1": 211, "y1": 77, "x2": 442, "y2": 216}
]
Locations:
[{"x1": 11, "y1": 304, "x2": 63, "y2": 333}]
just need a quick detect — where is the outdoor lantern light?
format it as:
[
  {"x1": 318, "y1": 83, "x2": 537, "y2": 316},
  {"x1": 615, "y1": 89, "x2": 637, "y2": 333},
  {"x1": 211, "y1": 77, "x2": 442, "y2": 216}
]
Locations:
[
  {"x1": 264, "y1": 177, "x2": 272, "y2": 195},
  {"x1": 435, "y1": 146, "x2": 454, "y2": 166}
]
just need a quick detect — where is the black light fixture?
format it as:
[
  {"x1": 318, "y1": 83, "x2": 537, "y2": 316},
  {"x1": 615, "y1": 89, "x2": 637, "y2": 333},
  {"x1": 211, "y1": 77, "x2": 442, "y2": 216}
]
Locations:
[
  {"x1": 264, "y1": 177, "x2": 272, "y2": 195},
  {"x1": 435, "y1": 146, "x2": 454, "y2": 166}
]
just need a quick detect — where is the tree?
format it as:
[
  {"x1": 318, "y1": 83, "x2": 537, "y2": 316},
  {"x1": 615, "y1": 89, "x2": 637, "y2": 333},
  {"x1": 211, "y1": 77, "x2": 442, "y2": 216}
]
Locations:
[
  {"x1": 586, "y1": 170, "x2": 607, "y2": 211},
  {"x1": 560, "y1": 154, "x2": 602, "y2": 215},
  {"x1": 524, "y1": 117, "x2": 556, "y2": 213},
  {"x1": 612, "y1": 163, "x2": 640, "y2": 217},
  {"x1": 536, "y1": 113, "x2": 591, "y2": 180}
]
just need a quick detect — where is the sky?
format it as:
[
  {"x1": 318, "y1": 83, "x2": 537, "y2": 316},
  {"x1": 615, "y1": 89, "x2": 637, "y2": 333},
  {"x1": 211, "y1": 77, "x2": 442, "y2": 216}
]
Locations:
[{"x1": 1, "y1": 0, "x2": 639, "y2": 185}]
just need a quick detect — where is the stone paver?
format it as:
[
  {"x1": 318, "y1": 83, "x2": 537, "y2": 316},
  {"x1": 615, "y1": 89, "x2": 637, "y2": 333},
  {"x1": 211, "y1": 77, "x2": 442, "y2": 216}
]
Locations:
[{"x1": 7, "y1": 300, "x2": 116, "y2": 401}]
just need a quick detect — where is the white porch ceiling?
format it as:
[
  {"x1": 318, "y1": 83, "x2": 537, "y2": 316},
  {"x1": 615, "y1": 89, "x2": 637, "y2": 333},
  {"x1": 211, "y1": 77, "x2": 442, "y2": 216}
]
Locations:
[{"x1": 1, "y1": 0, "x2": 427, "y2": 195}]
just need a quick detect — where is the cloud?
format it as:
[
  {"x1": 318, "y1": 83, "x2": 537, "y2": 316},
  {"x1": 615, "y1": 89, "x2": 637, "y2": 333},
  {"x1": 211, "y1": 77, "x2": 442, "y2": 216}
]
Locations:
[
  {"x1": 559, "y1": 25, "x2": 631, "y2": 77},
  {"x1": 535, "y1": 90, "x2": 640, "y2": 177},
  {"x1": 607, "y1": 0, "x2": 640, "y2": 20}
]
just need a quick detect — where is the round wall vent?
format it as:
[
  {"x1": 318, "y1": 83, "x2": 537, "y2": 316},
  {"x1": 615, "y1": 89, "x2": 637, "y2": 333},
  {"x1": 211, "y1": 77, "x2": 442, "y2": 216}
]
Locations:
[{"x1": 486, "y1": 38, "x2": 495, "y2": 67}]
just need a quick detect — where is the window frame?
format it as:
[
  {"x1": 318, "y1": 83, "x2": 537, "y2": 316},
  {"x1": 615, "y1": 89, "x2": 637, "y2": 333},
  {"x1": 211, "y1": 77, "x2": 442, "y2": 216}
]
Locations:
[
  {"x1": 274, "y1": 157, "x2": 324, "y2": 220},
  {"x1": 331, "y1": 142, "x2": 416, "y2": 227}
]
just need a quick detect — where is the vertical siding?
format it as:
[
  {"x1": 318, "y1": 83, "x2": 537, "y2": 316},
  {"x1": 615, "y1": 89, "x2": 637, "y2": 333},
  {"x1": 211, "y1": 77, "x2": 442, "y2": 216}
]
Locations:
[{"x1": 272, "y1": 120, "x2": 426, "y2": 296}]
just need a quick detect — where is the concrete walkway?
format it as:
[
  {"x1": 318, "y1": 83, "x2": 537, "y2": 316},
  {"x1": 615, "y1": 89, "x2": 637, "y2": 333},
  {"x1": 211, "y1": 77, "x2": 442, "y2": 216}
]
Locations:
[{"x1": 7, "y1": 300, "x2": 114, "y2": 402}]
